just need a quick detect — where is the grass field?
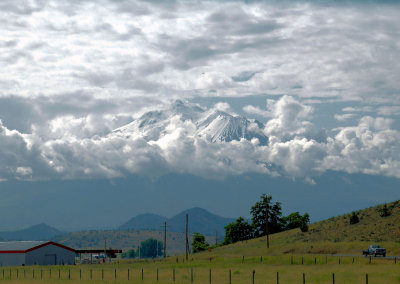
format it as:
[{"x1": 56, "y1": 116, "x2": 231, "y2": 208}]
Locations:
[{"x1": 0, "y1": 254, "x2": 399, "y2": 283}]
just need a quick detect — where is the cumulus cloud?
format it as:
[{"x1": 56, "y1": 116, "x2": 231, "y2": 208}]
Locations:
[{"x1": 1, "y1": 97, "x2": 399, "y2": 182}]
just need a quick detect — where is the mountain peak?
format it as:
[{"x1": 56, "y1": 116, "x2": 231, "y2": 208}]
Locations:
[{"x1": 112, "y1": 100, "x2": 267, "y2": 144}]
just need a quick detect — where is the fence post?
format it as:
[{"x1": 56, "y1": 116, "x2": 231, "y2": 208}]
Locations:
[
  {"x1": 303, "y1": 272, "x2": 305, "y2": 284},
  {"x1": 277, "y1": 271, "x2": 279, "y2": 284},
  {"x1": 142, "y1": 268, "x2": 144, "y2": 281},
  {"x1": 315, "y1": 257, "x2": 316, "y2": 264},
  {"x1": 68, "y1": 269, "x2": 70, "y2": 280},
  {"x1": 302, "y1": 257, "x2": 304, "y2": 264},
  {"x1": 128, "y1": 268, "x2": 130, "y2": 280},
  {"x1": 229, "y1": 269, "x2": 231, "y2": 284},
  {"x1": 332, "y1": 273, "x2": 335, "y2": 284},
  {"x1": 252, "y1": 270, "x2": 255, "y2": 284},
  {"x1": 49, "y1": 268, "x2": 51, "y2": 279},
  {"x1": 395, "y1": 257, "x2": 397, "y2": 264},
  {"x1": 366, "y1": 273, "x2": 368, "y2": 284},
  {"x1": 173, "y1": 268, "x2": 175, "y2": 282},
  {"x1": 209, "y1": 268, "x2": 212, "y2": 284},
  {"x1": 115, "y1": 269, "x2": 117, "y2": 280},
  {"x1": 339, "y1": 258, "x2": 341, "y2": 264}
]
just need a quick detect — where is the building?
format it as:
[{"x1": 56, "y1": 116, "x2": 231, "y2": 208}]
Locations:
[{"x1": 0, "y1": 241, "x2": 76, "y2": 266}]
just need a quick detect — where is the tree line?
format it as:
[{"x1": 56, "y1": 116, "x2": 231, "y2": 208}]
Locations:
[
  {"x1": 193, "y1": 194, "x2": 310, "y2": 252},
  {"x1": 121, "y1": 238, "x2": 163, "y2": 259}
]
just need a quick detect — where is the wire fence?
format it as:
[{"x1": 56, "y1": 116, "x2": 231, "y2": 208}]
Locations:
[{"x1": 0, "y1": 255, "x2": 397, "y2": 283}]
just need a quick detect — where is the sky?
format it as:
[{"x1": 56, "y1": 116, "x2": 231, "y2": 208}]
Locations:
[{"x1": 1, "y1": 0, "x2": 400, "y2": 230}]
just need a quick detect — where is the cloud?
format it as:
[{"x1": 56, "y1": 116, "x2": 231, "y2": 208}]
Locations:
[
  {"x1": 334, "y1": 113, "x2": 357, "y2": 121},
  {"x1": 1, "y1": 0, "x2": 399, "y2": 102},
  {"x1": 1, "y1": 96, "x2": 399, "y2": 182},
  {"x1": 0, "y1": 1, "x2": 400, "y2": 182}
]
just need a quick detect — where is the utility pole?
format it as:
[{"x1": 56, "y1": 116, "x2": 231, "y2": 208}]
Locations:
[
  {"x1": 161, "y1": 221, "x2": 169, "y2": 258},
  {"x1": 186, "y1": 214, "x2": 189, "y2": 261},
  {"x1": 215, "y1": 230, "x2": 218, "y2": 245},
  {"x1": 265, "y1": 197, "x2": 269, "y2": 248},
  {"x1": 104, "y1": 239, "x2": 107, "y2": 262}
]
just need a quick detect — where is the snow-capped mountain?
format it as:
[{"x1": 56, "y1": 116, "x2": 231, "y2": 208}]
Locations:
[
  {"x1": 197, "y1": 110, "x2": 267, "y2": 143},
  {"x1": 113, "y1": 100, "x2": 268, "y2": 144}
]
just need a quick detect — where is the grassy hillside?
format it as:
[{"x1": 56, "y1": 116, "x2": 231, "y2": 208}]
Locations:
[{"x1": 204, "y1": 200, "x2": 400, "y2": 257}]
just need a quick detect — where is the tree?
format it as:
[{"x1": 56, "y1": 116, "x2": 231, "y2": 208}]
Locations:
[
  {"x1": 192, "y1": 232, "x2": 209, "y2": 253},
  {"x1": 377, "y1": 204, "x2": 392, "y2": 217},
  {"x1": 282, "y1": 212, "x2": 310, "y2": 232},
  {"x1": 138, "y1": 238, "x2": 163, "y2": 258},
  {"x1": 223, "y1": 217, "x2": 253, "y2": 245},
  {"x1": 121, "y1": 249, "x2": 136, "y2": 259},
  {"x1": 250, "y1": 194, "x2": 284, "y2": 237},
  {"x1": 349, "y1": 211, "x2": 359, "y2": 224}
]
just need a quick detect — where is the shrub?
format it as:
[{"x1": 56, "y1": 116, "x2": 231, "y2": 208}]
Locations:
[{"x1": 349, "y1": 212, "x2": 359, "y2": 224}]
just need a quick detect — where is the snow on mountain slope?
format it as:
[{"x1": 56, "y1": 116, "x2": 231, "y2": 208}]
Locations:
[
  {"x1": 196, "y1": 110, "x2": 267, "y2": 143},
  {"x1": 113, "y1": 100, "x2": 268, "y2": 144}
]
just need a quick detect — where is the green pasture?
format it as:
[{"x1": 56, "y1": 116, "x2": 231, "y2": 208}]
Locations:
[{"x1": 1, "y1": 252, "x2": 400, "y2": 283}]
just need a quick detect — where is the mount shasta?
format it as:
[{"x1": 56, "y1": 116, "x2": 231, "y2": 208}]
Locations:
[{"x1": 114, "y1": 100, "x2": 268, "y2": 144}]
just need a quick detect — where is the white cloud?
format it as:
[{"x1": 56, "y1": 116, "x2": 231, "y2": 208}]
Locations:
[
  {"x1": 1, "y1": 1, "x2": 399, "y2": 103},
  {"x1": 0, "y1": 97, "x2": 400, "y2": 181},
  {"x1": 334, "y1": 113, "x2": 357, "y2": 121}
]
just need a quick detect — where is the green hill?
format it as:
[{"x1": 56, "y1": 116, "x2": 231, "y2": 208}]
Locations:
[{"x1": 201, "y1": 200, "x2": 400, "y2": 258}]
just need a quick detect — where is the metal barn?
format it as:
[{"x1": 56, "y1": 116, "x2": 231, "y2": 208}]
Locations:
[{"x1": 0, "y1": 241, "x2": 75, "y2": 266}]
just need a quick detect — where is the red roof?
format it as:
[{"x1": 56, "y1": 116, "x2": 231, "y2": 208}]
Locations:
[{"x1": 0, "y1": 241, "x2": 76, "y2": 254}]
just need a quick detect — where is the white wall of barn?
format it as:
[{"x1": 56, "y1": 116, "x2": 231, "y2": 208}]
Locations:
[
  {"x1": 25, "y1": 244, "x2": 75, "y2": 265},
  {"x1": 0, "y1": 253, "x2": 25, "y2": 266}
]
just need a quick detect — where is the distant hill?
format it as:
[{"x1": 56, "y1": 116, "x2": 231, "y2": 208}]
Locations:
[
  {"x1": 0, "y1": 223, "x2": 63, "y2": 241},
  {"x1": 119, "y1": 213, "x2": 166, "y2": 230},
  {"x1": 168, "y1": 207, "x2": 235, "y2": 236},
  {"x1": 52, "y1": 229, "x2": 215, "y2": 255},
  {"x1": 119, "y1": 207, "x2": 235, "y2": 238}
]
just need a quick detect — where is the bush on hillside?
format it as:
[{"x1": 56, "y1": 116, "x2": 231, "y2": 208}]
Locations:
[
  {"x1": 377, "y1": 203, "x2": 392, "y2": 217},
  {"x1": 349, "y1": 212, "x2": 359, "y2": 224}
]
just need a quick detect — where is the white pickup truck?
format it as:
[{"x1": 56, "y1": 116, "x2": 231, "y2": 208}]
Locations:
[{"x1": 362, "y1": 245, "x2": 386, "y2": 257}]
